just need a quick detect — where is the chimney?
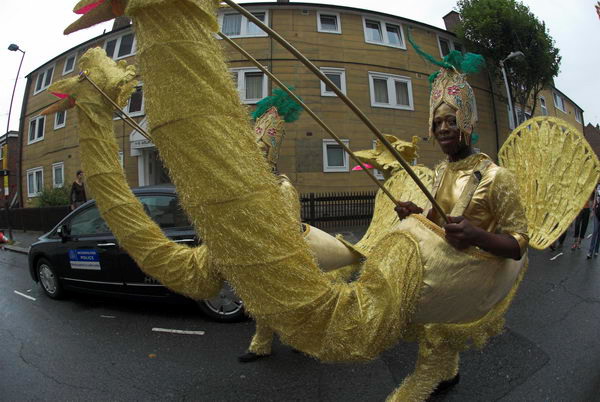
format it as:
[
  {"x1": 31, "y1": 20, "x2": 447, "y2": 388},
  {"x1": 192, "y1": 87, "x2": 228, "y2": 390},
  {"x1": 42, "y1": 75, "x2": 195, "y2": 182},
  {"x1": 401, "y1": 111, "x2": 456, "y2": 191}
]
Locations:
[
  {"x1": 443, "y1": 11, "x2": 460, "y2": 33},
  {"x1": 112, "y1": 16, "x2": 132, "y2": 31}
]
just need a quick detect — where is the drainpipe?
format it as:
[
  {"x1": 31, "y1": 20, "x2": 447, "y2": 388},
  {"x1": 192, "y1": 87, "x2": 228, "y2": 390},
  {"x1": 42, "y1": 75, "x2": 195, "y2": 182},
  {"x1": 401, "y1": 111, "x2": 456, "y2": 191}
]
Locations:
[
  {"x1": 487, "y1": 71, "x2": 500, "y2": 160},
  {"x1": 17, "y1": 75, "x2": 32, "y2": 208}
]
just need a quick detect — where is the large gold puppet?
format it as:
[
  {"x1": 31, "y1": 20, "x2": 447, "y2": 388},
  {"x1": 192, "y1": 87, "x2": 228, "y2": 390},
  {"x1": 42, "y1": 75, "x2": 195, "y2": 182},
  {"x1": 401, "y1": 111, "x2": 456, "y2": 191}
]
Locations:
[{"x1": 47, "y1": 0, "x2": 599, "y2": 400}]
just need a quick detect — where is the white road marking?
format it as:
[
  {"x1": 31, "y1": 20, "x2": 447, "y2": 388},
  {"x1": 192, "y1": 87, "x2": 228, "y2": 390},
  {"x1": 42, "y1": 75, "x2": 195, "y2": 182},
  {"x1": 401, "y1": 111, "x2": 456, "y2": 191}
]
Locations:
[
  {"x1": 549, "y1": 252, "x2": 564, "y2": 261},
  {"x1": 100, "y1": 315, "x2": 116, "y2": 319},
  {"x1": 152, "y1": 328, "x2": 205, "y2": 335},
  {"x1": 14, "y1": 290, "x2": 36, "y2": 301},
  {"x1": 588, "y1": 234, "x2": 592, "y2": 238}
]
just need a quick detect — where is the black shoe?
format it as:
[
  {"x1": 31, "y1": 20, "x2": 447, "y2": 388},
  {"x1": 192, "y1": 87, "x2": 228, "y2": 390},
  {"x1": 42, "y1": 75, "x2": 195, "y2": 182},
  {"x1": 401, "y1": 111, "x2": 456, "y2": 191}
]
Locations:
[
  {"x1": 238, "y1": 352, "x2": 270, "y2": 363},
  {"x1": 432, "y1": 373, "x2": 460, "y2": 395}
]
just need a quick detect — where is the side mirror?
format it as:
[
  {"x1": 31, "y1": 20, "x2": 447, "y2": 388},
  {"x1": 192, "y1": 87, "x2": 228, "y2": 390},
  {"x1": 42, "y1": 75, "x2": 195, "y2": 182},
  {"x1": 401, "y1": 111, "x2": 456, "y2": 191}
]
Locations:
[{"x1": 57, "y1": 225, "x2": 71, "y2": 243}]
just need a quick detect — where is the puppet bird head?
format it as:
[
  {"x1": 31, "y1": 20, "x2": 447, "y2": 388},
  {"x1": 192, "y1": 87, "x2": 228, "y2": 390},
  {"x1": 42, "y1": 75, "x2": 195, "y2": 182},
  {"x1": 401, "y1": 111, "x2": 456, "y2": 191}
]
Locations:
[
  {"x1": 41, "y1": 47, "x2": 137, "y2": 116},
  {"x1": 65, "y1": 0, "x2": 127, "y2": 34}
]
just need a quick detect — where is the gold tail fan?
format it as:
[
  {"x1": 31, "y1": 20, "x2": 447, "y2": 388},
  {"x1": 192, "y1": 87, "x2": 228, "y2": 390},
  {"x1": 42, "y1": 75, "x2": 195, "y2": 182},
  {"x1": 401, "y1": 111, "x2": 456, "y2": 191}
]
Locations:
[{"x1": 499, "y1": 116, "x2": 600, "y2": 249}]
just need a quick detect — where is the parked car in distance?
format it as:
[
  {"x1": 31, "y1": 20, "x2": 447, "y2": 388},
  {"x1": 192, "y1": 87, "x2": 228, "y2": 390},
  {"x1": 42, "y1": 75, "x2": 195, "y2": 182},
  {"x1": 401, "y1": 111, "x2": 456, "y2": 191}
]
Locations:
[{"x1": 28, "y1": 185, "x2": 244, "y2": 323}]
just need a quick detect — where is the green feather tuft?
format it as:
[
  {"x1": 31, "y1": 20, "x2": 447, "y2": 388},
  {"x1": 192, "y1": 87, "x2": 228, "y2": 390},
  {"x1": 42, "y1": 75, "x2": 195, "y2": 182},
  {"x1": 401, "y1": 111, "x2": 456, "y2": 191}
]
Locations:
[{"x1": 251, "y1": 87, "x2": 303, "y2": 123}]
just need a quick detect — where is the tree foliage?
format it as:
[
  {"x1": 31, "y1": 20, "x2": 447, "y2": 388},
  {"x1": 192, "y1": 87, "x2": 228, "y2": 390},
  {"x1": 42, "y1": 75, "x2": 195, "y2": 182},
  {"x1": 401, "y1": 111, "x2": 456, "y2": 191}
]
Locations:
[
  {"x1": 455, "y1": 0, "x2": 561, "y2": 120},
  {"x1": 35, "y1": 186, "x2": 70, "y2": 207}
]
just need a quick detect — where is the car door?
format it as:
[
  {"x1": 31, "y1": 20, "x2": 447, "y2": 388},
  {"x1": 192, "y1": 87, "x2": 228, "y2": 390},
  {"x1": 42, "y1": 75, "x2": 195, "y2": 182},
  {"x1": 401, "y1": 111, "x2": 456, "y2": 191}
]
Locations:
[
  {"x1": 54, "y1": 203, "x2": 125, "y2": 293},
  {"x1": 120, "y1": 193, "x2": 198, "y2": 296}
]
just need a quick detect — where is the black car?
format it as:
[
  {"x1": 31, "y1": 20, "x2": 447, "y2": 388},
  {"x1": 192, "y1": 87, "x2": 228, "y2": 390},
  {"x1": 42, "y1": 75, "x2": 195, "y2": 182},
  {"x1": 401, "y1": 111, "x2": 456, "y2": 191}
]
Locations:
[{"x1": 28, "y1": 185, "x2": 244, "y2": 322}]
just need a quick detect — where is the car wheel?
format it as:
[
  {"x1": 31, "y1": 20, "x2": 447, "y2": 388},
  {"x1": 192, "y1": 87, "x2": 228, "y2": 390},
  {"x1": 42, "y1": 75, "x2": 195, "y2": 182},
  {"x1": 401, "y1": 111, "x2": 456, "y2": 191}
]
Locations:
[
  {"x1": 37, "y1": 258, "x2": 65, "y2": 299},
  {"x1": 197, "y1": 282, "x2": 245, "y2": 323}
]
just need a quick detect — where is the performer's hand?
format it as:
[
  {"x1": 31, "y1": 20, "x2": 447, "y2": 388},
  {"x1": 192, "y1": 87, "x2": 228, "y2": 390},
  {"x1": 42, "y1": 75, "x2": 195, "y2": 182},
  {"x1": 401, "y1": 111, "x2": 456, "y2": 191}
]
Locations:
[
  {"x1": 395, "y1": 201, "x2": 423, "y2": 221},
  {"x1": 443, "y1": 216, "x2": 482, "y2": 249}
]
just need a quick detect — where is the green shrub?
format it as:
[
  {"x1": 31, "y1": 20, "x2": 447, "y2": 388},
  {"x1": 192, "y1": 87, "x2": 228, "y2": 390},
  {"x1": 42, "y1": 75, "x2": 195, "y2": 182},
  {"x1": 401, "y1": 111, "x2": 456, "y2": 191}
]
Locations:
[{"x1": 35, "y1": 186, "x2": 70, "y2": 207}]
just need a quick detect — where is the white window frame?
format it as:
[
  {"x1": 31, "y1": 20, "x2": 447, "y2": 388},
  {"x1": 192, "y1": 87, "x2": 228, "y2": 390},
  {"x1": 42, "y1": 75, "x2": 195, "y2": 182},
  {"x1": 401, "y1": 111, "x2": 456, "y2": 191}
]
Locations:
[
  {"x1": 28, "y1": 115, "x2": 46, "y2": 145},
  {"x1": 372, "y1": 140, "x2": 384, "y2": 180},
  {"x1": 33, "y1": 65, "x2": 55, "y2": 95},
  {"x1": 368, "y1": 72, "x2": 414, "y2": 110},
  {"x1": 119, "y1": 151, "x2": 124, "y2": 167},
  {"x1": 230, "y1": 67, "x2": 268, "y2": 104},
  {"x1": 553, "y1": 91, "x2": 566, "y2": 113},
  {"x1": 54, "y1": 110, "x2": 67, "y2": 130},
  {"x1": 52, "y1": 162, "x2": 64, "y2": 188},
  {"x1": 317, "y1": 11, "x2": 342, "y2": 34},
  {"x1": 539, "y1": 96, "x2": 548, "y2": 116},
  {"x1": 362, "y1": 16, "x2": 406, "y2": 49},
  {"x1": 322, "y1": 139, "x2": 349, "y2": 173},
  {"x1": 218, "y1": 9, "x2": 269, "y2": 38},
  {"x1": 575, "y1": 108, "x2": 583, "y2": 124},
  {"x1": 104, "y1": 31, "x2": 137, "y2": 60},
  {"x1": 437, "y1": 35, "x2": 463, "y2": 58},
  {"x1": 27, "y1": 167, "x2": 44, "y2": 197},
  {"x1": 62, "y1": 53, "x2": 77, "y2": 75},
  {"x1": 320, "y1": 67, "x2": 346, "y2": 97}
]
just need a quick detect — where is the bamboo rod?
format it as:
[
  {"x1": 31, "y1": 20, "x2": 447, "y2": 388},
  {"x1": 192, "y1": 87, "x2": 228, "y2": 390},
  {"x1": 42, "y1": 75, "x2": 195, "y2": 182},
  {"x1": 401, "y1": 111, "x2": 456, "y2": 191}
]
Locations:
[
  {"x1": 221, "y1": 0, "x2": 448, "y2": 223},
  {"x1": 79, "y1": 71, "x2": 151, "y2": 141},
  {"x1": 218, "y1": 32, "x2": 400, "y2": 206}
]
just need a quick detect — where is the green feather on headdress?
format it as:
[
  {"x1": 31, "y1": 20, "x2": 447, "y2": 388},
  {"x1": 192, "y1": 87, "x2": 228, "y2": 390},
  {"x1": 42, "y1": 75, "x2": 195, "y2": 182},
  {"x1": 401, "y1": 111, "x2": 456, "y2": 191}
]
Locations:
[
  {"x1": 252, "y1": 87, "x2": 303, "y2": 123},
  {"x1": 407, "y1": 32, "x2": 485, "y2": 88}
]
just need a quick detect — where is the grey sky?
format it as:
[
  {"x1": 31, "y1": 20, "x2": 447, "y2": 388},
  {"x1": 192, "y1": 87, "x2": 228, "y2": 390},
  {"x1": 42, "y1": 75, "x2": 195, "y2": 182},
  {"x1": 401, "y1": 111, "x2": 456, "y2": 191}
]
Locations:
[{"x1": 1, "y1": 0, "x2": 598, "y2": 135}]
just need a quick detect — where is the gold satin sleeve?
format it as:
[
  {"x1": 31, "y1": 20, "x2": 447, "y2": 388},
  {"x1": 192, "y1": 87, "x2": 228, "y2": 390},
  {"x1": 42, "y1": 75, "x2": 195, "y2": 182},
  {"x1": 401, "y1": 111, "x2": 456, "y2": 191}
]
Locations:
[{"x1": 489, "y1": 168, "x2": 529, "y2": 256}]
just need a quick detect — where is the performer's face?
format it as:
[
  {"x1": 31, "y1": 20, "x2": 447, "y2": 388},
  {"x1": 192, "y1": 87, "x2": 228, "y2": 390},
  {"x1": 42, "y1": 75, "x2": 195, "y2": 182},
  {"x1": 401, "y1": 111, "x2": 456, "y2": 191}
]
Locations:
[{"x1": 433, "y1": 103, "x2": 469, "y2": 159}]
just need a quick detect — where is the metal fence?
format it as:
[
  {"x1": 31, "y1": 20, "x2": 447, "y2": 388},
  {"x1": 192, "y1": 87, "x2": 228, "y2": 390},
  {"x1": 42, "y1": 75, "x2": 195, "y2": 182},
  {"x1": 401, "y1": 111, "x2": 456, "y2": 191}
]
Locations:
[
  {"x1": 300, "y1": 191, "x2": 376, "y2": 228},
  {"x1": 0, "y1": 206, "x2": 70, "y2": 232},
  {"x1": 0, "y1": 191, "x2": 376, "y2": 233}
]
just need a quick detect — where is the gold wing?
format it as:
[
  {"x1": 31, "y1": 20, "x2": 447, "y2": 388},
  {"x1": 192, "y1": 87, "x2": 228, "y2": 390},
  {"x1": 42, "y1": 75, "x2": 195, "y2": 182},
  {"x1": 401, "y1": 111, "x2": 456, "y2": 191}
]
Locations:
[{"x1": 498, "y1": 116, "x2": 600, "y2": 249}]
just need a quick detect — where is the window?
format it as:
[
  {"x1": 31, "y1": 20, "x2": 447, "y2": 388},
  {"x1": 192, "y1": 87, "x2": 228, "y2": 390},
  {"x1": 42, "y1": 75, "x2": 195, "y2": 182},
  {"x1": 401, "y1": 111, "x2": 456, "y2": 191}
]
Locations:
[
  {"x1": 437, "y1": 36, "x2": 463, "y2": 57},
  {"x1": 368, "y1": 72, "x2": 414, "y2": 110},
  {"x1": 363, "y1": 17, "x2": 405, "y2": 49},
  {"x1": 372, "y1": 140, "x2": 384, "y2": 180},
  {"x1": 28, "y1": 116, "x2": 45, "y2": 144},
  {"x1": 553, "y1": 92, "x2": 566, "y2": 113},
  {"x1": 117, "y1": 85, "x2": 145, "y2": 118},
  {"x1": 322, "y1": 139, "x2": 349, "y2": 172},
  {"x1": 52, "y1": 162, "x2": 64, "y2": 188},
  {"x1": 320, "y1": 67, "x2": 346, "y2": 96},
  {"x1": 63, "y1": 54, "x2": 76, "y2": 75},
  {"x1": 119, "y1": 151, "x2": 124, "y2": 167},
  {"x1": 575, "y1": 108, "x2": 583, "y2": 124},
  {"x1": 54, "y1": 110, "x2": 67, "y2": 130},
  {"x1": 220, "y1": 10, "x2": 268, "y2": 38},
  {"x1": 515, "y1": 107, "x2": 532, "y2": 126},
  {"x1": 540, "y1": 96, "x2": 548, "y2": 116},
  {"x1": 27, "y1": 167, "x2": 44, "y2": 197},
  {"x1": 34, "y1": 65, "x2": 55, "y2": 94},
  {"x1": 105, "y1": 32, "x2": 136, "y2": 60},
  {"x1": 69, "y1": 206, "x2": 110, "y2": 236},
  {"x1": 317, "y1": 12, "x2": 341, "y2": 34},
  {"x1": 230, "y1": 68, "x2": 267, "y2": 104},
  {"x1": 138, "y1": 195, "x2": 191, "y2": 228}
]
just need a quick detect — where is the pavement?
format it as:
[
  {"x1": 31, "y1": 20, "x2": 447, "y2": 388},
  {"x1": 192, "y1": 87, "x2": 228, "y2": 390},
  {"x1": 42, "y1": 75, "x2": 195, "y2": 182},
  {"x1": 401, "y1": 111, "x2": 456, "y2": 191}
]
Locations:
[
  {"x1": 0, "y1": 225, "x2": 368, "y2": 256},
  {"x1": 0, "y1": 229, "x2": 44, "y2": 255}
]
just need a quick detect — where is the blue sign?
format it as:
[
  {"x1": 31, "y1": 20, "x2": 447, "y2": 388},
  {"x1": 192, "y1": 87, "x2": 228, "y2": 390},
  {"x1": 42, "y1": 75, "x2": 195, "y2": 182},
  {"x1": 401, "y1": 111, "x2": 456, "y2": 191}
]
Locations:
[{"x1": 69, "y1": 249, "x2": 101, "y2": 270}]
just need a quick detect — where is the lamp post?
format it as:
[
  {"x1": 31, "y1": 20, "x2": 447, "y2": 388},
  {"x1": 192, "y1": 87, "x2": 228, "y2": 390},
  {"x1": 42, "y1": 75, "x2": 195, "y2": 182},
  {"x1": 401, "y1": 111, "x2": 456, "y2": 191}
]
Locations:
[
  {"x1": 500, "y1": 51, "x2": 524, "y2": 129},
  {"x1": 4, "y1": 43, "x2": 25, "y2": 242}
]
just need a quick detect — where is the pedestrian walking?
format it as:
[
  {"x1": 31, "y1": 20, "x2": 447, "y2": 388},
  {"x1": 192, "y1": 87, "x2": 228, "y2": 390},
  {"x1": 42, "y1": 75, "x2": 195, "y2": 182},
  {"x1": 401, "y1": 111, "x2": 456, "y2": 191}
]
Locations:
[
  {"x1": 587, "y1": 183, "x2": 600, "y2": 259},
  {"x1": 70, "y1": 170, "x2": 87, "y2": 211}
]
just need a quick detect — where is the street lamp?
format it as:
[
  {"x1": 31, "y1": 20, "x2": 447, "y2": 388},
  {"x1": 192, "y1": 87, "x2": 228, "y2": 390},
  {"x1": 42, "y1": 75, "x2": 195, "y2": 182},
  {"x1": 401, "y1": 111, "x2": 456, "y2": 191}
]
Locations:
[
  {"x1": 4, "y1": 43, "x2": 25, "y2": 242},
  {"x1": 500, "y1": 51, "x2": 525, "y2": 129}
]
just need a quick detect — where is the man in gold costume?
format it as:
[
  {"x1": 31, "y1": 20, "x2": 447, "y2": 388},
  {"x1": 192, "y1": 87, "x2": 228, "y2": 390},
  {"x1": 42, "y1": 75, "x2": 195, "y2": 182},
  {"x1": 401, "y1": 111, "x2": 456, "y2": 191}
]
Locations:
[{"x1": 394, "y1": 58, "x2": 529, "y2": 392}]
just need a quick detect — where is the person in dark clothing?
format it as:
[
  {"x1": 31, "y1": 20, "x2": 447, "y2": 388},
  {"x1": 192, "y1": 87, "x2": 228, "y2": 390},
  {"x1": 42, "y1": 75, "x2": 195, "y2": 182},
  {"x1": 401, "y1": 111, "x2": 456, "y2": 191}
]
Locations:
[{"x1": 70, "y1": 170, "x2": 87, "y2": 210}]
